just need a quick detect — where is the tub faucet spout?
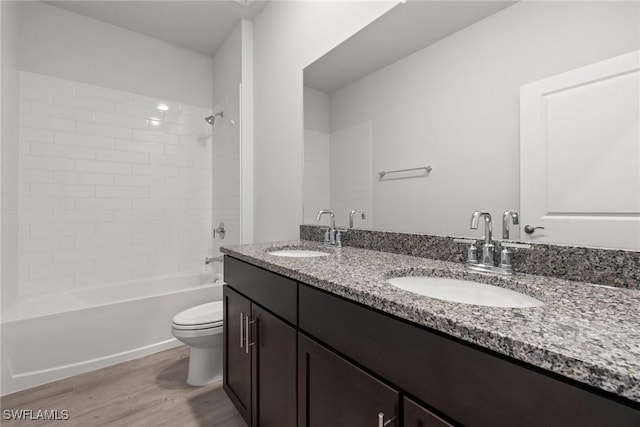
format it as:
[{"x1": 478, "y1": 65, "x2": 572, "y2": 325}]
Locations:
[{"x1": 205, "y1": 256, "x2": 223, "y2": 265}]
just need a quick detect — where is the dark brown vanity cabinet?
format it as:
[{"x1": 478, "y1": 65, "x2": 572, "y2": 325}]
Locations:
[
  {"x1": 223, "y1": 258, "x2": 297, "y2": 427},
  {"x1": 224, "y1": 256, "x2": 640, "y2": 427}
]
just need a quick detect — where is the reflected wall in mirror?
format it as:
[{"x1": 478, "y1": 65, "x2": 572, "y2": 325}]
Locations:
[{"x1": 303, "y1": 0, "x2": 640, "y2": 249}]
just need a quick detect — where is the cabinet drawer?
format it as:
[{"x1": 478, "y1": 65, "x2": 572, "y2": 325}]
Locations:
[
  {"x1": 299, "y1": 284, "x2": 640, "y2": 426},
  {"x1": 224, "y1": 256, "x2": 297, "y2": 325}
]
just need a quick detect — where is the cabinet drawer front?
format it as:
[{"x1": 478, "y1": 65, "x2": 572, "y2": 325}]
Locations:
[
  {"x1": 224, "y1": 256, "x2": 297, "y2": 325},
  {"x1": 299, "y1": 284, "x2": 640, "y2": 426},
  {"x1": 298, "y1": 333, "x2": 399, "y2": 427}
]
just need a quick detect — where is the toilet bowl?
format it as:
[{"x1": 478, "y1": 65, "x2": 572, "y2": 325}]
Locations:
[{"x1": 171, "y1": 301, "x2": 223, "y2": 386}]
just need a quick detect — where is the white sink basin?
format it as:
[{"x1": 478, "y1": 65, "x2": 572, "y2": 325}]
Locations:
[
  {"x1": 268, "y1": 249, "x2": 330, "y2": 258},
  {"x1": 387, "y1": 276, "x2": 543, "y2": 308}
]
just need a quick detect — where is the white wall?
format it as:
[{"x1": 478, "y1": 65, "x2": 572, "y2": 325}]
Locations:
[
  {"x1": 211, "y1": 21, "x2": 242, "y2": 256},
  {"x1": 303, "y1": 129, "x2": 330, "y2": 224},
  {"x1": 240, "y1": 20, "x2": 254, "y2": 245},
  {"x1": 17, "y1": 72, "x2": 213, "y2": 298},
  {"x1": 1, "y1": 0, "x2": 20, "y2": 313},
  {"x1": 304, "y1": 87, "x2": 330, "y2": 133},
  {"x1": 329, "y1": 1, "x2": 640, "y2": 238},
  {"x1": 303, "y1": 87, "x2": 330, "y2": 224},
  {"x1": 18, "y1": 2, "x2": 213, "y2": 108},
  {"x1": 252, "y1": 1, "x2": 396, "y2": 242},
  {"x1": 303, "y1": 87, "x2": 373, "y2": 229},
  {"x1": 330, "y1": 122, "x2": 372, "y2": 228}
]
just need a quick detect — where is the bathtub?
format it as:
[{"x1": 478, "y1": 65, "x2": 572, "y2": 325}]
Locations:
[{"x1": 1, "y1": 273, "x2": 223, "y2": 395}]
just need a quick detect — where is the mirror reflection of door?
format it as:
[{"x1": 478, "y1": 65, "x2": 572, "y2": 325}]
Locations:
[{"x1": 520, "y1": 51, "x2": 640, "y2": 250}]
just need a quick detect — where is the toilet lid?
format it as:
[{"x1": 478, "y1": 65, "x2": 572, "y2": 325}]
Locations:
[{"x1": 172, "y1": 301, "x2": 223, "y2": 326}]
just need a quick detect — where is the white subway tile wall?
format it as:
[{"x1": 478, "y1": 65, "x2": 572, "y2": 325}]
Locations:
[{"x1": 18, "y1": 72, "x2": 214, "y2": 298}]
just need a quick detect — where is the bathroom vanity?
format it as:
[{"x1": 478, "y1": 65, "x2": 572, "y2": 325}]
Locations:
[{"x1": 221, "y1": 242, "x2": 640, "y2": 426}]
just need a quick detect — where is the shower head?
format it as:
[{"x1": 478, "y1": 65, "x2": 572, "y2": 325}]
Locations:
[{"x1": 205, "y1": 111, "x2": 223, "y2": 125}]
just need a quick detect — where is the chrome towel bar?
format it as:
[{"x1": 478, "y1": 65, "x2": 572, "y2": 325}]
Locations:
[{"x1": 378, "y1": 165, "x2": 432, "y2": 179}]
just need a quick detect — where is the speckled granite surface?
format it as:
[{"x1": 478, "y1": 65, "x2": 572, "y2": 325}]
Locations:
[
  {"x1": 300, "y1": 225, "x2": 640, "y2": 289},
  {"x1": 221, "y1": 240, "x2": 640, "y2": 404}
]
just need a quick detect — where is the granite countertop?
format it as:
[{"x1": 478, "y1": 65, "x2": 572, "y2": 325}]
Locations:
[{"x1": 221, "y1": 240, "x2": 640, "y2": 404}]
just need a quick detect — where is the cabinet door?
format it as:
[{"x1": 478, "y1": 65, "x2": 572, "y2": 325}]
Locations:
[
  {"x1": 251, "y1": 304, "x2": 297, "y2": 427},
  {"x1": 223, "y1": 285, "x2": 252, "y2": 424},
  {"x1": 403, "y1": 397, "x2": 453, "y2": 427},
  {"x1": 298, "y1": 333, "x2": 399, "y2": 427}
]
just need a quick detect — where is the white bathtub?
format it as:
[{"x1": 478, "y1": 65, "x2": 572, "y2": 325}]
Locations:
[{"x1": 1, "y1": 273, "x2": 223, "y2": 395}]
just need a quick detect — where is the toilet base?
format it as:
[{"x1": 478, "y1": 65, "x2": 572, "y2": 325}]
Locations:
[{"x1": 187, "y1": 346, "x2": 222, "y2": 386}]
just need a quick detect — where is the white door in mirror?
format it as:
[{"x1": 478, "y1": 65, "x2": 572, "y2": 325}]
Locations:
[
  {"x1": 387, "y1": 276, "x2": 543, "y2": 308},
  {"x1": 520, "y1": 50, "x2": 640, "y2": 250}
]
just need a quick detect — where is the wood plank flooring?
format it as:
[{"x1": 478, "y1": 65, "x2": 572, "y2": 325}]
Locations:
[{"x1": 1, "y1": 346, "x2": 246, "y2": 427}]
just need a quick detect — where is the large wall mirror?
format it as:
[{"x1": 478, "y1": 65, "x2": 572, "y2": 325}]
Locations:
[{"x1": 303, "y1": 1, "x2": 640, "y2": 250}]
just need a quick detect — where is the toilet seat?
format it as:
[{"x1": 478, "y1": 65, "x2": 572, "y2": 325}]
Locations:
[
  {"x1": 172, "y1": 320, "x2": 223, "y2": 331},
  {"x1": 172, "y1": 301, "x2": 223, "y2": 331}
]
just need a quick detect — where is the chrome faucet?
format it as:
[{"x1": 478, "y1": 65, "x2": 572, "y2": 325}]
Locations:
[
  {"x1": 349, "y1": 210, "x2": 366, "y2": 228},
  {"x1": 461, "y1": 210, "x2": 528, "y2": 276},
  {"x1": 501, "y1": 210, "x2": 520, "y2": 271},
  {"x1": 502, "y1": 210, "x2": 519, "y2": 239},
  {"x1": 316, "y1": 210, "x2": 341, "y2": 247},
  {"x1": 470, "y1": 211, "x2": 494, "y2": 265}
]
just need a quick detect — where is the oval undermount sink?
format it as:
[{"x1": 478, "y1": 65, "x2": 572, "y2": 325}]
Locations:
[
  {"x1": 268, "y1": 249, "x2": 330, "y2": 258},
  {"x1": 387, "y1": 276, "x2": 543, "y2": 308}
]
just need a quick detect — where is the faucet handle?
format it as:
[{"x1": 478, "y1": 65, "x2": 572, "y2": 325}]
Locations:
[
  {"x1": 319, "y1": 227, "x2": 331, "y2": 244},
  {"x1": 499, "y1": 242, "x2": 531, "y2": 271},
  {"x1": 454, "y1": 239, "x2": 479, "y2": 264}
]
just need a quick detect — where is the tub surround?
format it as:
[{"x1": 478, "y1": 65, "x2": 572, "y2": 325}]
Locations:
[
  {"x1": 1, "y1": 275, "x2": 222, "y2": 395},
  {"x1": 300, "y1": 225, "x2": 640, "y2": 289},
  {"x1": 221, "y1": 240, "x2": 640, "y2": 404}
]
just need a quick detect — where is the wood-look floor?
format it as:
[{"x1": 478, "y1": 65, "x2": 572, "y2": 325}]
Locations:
[{"x1": 0, "y1": 346, "x2": 246, "y2": 427}]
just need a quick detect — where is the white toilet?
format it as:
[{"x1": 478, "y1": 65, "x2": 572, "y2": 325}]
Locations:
[{"x1": 171, "y1": 301, "x2": 224, "y2": 386}]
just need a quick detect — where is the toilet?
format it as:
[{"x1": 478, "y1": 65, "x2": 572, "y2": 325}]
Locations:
[{"x1": 171, "y1": 301, "x2": 224, "y2": 386}]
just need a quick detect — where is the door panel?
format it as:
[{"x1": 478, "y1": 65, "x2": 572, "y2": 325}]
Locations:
[
  {"x1": 298, "y1": 333, "x2": 399, "y2": 427},
  {"x1": 520, "y1": 50, "x2": 640, "y2": 249},
  {"x1": 223, "y1": 285, "x2": 252, "y2": 424},
  {"x1": 251, "y1": 304, "x2": 297, "y2": 427}
]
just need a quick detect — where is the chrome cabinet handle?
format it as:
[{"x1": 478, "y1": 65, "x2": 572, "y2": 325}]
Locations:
[
  {"x1": 240, "y1": 312, "x2": 245, "y2": 349},
  {"x1": 378, "y1": 412, "x2": 394, "y2": 427},
  {"x1": 244, "y1": 315, "x2": 258, "y2": 354},
  {"x1": 524, "y1": 225, "x2": 545, "y2": 234},
  {"x1": 248, "y1": 318, "x2": 257, "y2": 350},
  {"x1": 244, "y1": 314, "x2": 250, "y2": 354}
]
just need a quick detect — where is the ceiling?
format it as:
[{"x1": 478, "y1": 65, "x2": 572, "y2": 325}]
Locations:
[
  {"x1": 305, "y1": 1, "x2": 515, "y2": 93},
  {"x1": 45, "y1": 1, "x2": 268, "y2": 57}
]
